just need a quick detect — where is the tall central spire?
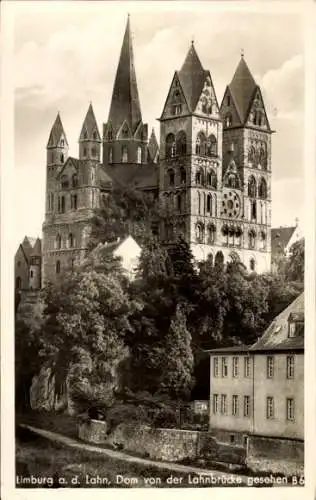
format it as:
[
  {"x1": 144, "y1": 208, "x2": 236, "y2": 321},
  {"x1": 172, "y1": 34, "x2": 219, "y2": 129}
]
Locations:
[{"x1": 107, "y1": 16, "x2": 142, "y2": 135}]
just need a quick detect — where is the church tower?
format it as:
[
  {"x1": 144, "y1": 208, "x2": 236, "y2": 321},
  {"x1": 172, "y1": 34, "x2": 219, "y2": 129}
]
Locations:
[
  {"x1": 158, "y1": 42, "x2": 223, "y2": 263},
  {"x1": 42, "y1": 106, "x2": 107, "y2": 285},
  {"x1": 103, "y1": 16, "x2": 148, "y2": 167},
  {"x1": 219, "y1": 55, "x2": 272, "y2": 272}
]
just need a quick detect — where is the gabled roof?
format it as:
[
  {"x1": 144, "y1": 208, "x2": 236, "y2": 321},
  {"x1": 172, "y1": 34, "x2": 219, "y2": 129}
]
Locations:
[
  {"x1": 107, "y1": 16, "x2": 143, "y2": 135},
  {"x1": 99, "y1": 168, "x2": 113, "y2": 188},
  {"x1": 30, "y1": 237, "x2": 42, "y2": 256},
  {"x1": 271, "y1": 226, "x2": 296, "y2": 256},
  {"x1": 20, "y1": 236, "x2": 42, "y2": 262},
  {"x1": 56, "y1": 157, "x2": 79, "y2": 179},
  {"x1": 250, "y1": 293, "x2": 304, "y2": 352},
  {"x1": 47, "y1": 113, "x2": 68, "y2": 148},
  {"x1": 79, "y1": 103, "x2": 101, "y2": 142},
  {"x1": 178, "y1": 42, "x2": 209, "y2": 112},
  {"x1": 228, "y1": 56, "x2": 257, "y2": 124}
]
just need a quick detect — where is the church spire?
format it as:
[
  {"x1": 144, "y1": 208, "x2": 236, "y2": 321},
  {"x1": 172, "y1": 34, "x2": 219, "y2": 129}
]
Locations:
[
  {"x1": 177, "y1": 42, "x2": 208, "y2": 112},
  {"x1": 107, "y1": 15, "x2": 142, "y2": 135},
  {"x1": 47, "y1": 112, "x2": 68, "y2": 148},
  {"x1": 79, "y1": 103, "x2": 101, "y2": 142},
  {"x1": 228, "y1": 56, "x2": 257, "y2": 124}
]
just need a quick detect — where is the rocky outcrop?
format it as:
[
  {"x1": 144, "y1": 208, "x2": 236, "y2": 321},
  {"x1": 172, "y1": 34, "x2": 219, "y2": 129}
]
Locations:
[{"x1": 30, "y1": 367, "x2": 75, "y2": 414}]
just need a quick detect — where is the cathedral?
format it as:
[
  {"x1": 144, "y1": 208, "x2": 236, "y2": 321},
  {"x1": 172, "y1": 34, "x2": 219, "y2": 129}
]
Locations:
[{"x1": 42, "y1": 15, "x2": 272, "y2": 285}]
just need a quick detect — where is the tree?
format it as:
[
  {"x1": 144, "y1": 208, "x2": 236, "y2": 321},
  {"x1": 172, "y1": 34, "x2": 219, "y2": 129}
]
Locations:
[
  {"x1": 159, "y1": 305, "x2": 194, "y2": 399},
  {"x1": 284, "y1": 238, "x2": 304, "y2": 283},
  {"x1": 39, "y1": 264, "x2": 142, "y2": 413}
]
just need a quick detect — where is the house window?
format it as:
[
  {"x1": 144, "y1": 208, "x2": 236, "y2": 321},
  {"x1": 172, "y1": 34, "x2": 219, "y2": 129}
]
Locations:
[
  {"x1": 213, "y1": 357, "x2": 219, "y2": 377},
  {"x1": 249, "y1": 230, "x2": 256, "y2": 248},
  {"x1": 225, "y1": 114, "x2": 232, "y2": 127},
  {"x1": 266, "y1": 397, "x2": 274, "y2": 419},
  {"x1": 213, "y1": 394, "x2": 218, "y2": 414},
  {"x1": 244, "y1": 357, "x2": 250, "y2": 378},
  {"x1": 176, "y1": 131, "x2": 187, "y2": 156},
  {"x1": 122, "y1": 146, "x2": 128, "y2": 163},
  {"x1": 221, "y1": 395, "x2": 227, "y2": 414},
  {"x1": 206, "y1": 194, "x2": 212, "y2": 213},
  {"x1": 232, "y1": 357, "x2": 239, "y2": 377},
  {"x1": 196, "y1": 169, "x2": 204, "y2": 185},
  {"x1": 288, "y1": 322, "x2": 296, "y2": 338},
  {"x1": 227, "y1": 95, "x2": 231, "y2": 106},
  {"x1": 259, "y1": 178, "x2": 267, "y2": 199},
  {"x1": 232, "y1": 395, "x2": 239, "y2": 416},
  {"x1": 71, "y1": 194, "x2": 77, "y2": 210},
  {"x1": 60, "y1": 153, "x2": 64, "y2": 163},
  {"x1": 207, "y1": 134, "x2": 217, "y2": 157},
  {"x1": 244, "y1": 396, "x2": 250, "y2": 417},
  {"x1": 267, "y1": 356, "x2": 274, "y2": 378},
  {"x1": 286, "y1": 398, "x2": 295, "y2": 421},
  {"x1": 30, "y1": 270, "x2": 33, "y2": 278},
  {"x1": 286, "y1": 356, "x2": 295, "y2": 379},
  {"x1": 60, "y1": 139, "x2": 64, "y2": 147},
  {"x1": 208, "y1": 225, "x2": 216, "y2": 244},
  {"x1": 222, "y1": 357, "x2": 228, "y2": 377},
  {"x1": 196, "y1": 223, "x2": 204, "y2": 243},
  {"x1": 56, "y1": 260, "x2": 61, "y2": 274}
]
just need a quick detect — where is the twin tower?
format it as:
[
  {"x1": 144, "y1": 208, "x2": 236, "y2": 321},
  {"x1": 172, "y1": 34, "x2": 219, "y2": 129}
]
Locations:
[{"x1": 42, "y1": 16, "x2": 272, "y2": 284}]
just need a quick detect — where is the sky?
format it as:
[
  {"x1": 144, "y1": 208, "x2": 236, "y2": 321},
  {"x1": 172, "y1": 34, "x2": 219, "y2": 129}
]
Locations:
[{"x1": 13, "y1": 2, "x2": 305, "y2": 248}]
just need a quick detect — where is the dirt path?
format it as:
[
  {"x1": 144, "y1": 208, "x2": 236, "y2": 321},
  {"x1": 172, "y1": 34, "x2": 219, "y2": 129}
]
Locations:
[{"x1": 19, "y1": 423, "x2": 249, "y2": 485}]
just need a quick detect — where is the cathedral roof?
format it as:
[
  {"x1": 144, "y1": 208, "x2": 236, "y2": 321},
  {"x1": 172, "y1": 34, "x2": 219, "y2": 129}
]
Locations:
[
  {"x1": 178, "y1": 42, "x2": 209, "y2": 112},
  {"x1": 47, "y1": 113, "x2": 68, "y2": 148},
  {"x1": 147, "y1": 128, "x2": 159, "y2": 162},
  {"x1": 107, "y1": 16, "x2": 143, "y2": 135},
  {"x1": 228, "y1": 56, "x2": 257, "y2": 124},
  {"x1": 79, "y1": 103, "x2": 101, "y2": 142}
]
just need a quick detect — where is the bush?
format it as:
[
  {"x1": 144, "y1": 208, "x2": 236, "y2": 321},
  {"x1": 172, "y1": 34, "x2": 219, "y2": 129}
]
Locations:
[
  {"x1": 106, "y1": 403, "x2": 148, "y2": 432},
  {"x1": 151, "y1": 407, "x2": 178, "y2": 428}
]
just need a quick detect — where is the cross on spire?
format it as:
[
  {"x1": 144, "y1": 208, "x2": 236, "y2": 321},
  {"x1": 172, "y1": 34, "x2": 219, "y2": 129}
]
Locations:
[{"x1": 241, "y1": 48, "x2": 244, "y2": 58}]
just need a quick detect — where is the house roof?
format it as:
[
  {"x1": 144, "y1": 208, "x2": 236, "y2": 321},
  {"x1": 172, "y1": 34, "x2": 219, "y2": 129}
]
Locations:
[
  {"x1": 250, "y1": 292, "x2": 304, "y2": 352},
  {"x1": 207, "y1": 293, "x2": 304, "y2": 355},
  {"x1": 271, "y1": 226, "x2": 296, "y2": 256},
  {"x1": 107, "y1": 16, "x2": 143, "y2": 135},
  {"x1": 228, "y1": 56, "x2": 257, "y2": 124},
  {"x1": 20, "y1": 236, "x2": 42, "y2": 262},
  {"x1": 177, "y1": 42, "x2": 209, "y2": 112}
]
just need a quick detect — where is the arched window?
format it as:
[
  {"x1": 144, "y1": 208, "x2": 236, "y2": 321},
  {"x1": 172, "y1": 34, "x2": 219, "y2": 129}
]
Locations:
[
  {"x1": 225, "y1": 114, "x2": 232, "y2": 127},
  {"x1": 248, "y1": 146, "x2": 256, "y2": 163},
  {"x1": 196, "y1": 223, "x2": 204, "y2": 243},
  {"x1": 16, "y1": 276, "x2": 21, "y2": 290},
  {"x1": 215, "y1": 251, "x2": 224, "y2": 267},
  {"x1": 260, "y1": 231, "x2": 266, "y2": 250},
  {"x1": 207, "y1": 224, "x2": 216, "y2": 244},
  {"x1": 258, "y1": 178, "x2": 267, "y2": 199},
  {"x1": 176, "y1": 131, "x2": 187, "y2": 156},
  {"x1": 251, "y1": 200, "x2": 257, "y2": 220},
  {"x1": 207, "y1": 170, "x2": 217, "y2": 189},
  {"x1": 69, "y1": 233, "x2": 74, "y2": 248},
  {"x1": 109, "y1": 147, "x2": 113, "y2": 164},
  {"x1": 248, "y1": 176, "x2": 257, "y2": 198},
  {"x1": 60, "y1": 139, "x2": 64, "y2": 147},
  {"x1": 180, "y1": 167, "x2": 186, "y2": 185},
  {"x1": 60, "y1": 153, "x2": 64, "y2": 163},
  {"x1": 93, "y1": 131, "x2": 97, "y2": 140},
  {"x1": 61, "y1": 175, "x2": 69, "y2": 189},
  {"x1": 56, "y1": 260, "x2": 61, "y2": 274},
  {"x1": 196, "y1": 132, "x2": 206, "y2": 156},
  {"x1": 137, "y1": 146, "x2": 142, "y2": 164},
  {"x1": 176, "y1": 193, "x2": 182, "y2": 212},
  {"x1": 206, "y1": 194, "x2": 212, "y2": 213},
  {"x1": 235, "y1": 227, "x2": 242, "y2": 246},
  {"x1": 196, "y1": 169, "x2": 204, "y2": 186},
  {"x1": 71, "y1": 194, "x2": 77, "y2": 210},
  {"x1": 72, "y1": 174, "x2": 78, "y2": 187},
  {"x1": 207, "y1": 134, "x2": 217, "y2": 157},
  {"x1": 61, "y1": 196, "x2": 65, "y2": 213},
  {"x1": 227, "y1": 174, "x2": 237, "y2": 188},
  {"x1": 122, "y1": 146, "x2": 128, "y2": 163},
  {"x1": 168, "y1": 169, "x2": 175, "y2": 186},
  {"x1": 249, "y1": 230, "x2": 256, "y2": 249},
  {"x1": 250, "y1": 258, "x2": 256, "y2": 271},
  {"x1": 56, "y1": 234, "x2": 61, "y2": 249},
  {"x1": 166, "y1": 133, "x2": 176, "y2": 158},
  {"x1": 83, "y1": 147, "x2": 87, "y2": 157},
  {"x1": 91, "y1": 147, "x2": 96, "y2": 157},
  {"x1": 259, "y1": 145, "x2": 267, "y2": 169},
  {"x1": 198, "y1": 192, "x2": 201, "y2": 214}
]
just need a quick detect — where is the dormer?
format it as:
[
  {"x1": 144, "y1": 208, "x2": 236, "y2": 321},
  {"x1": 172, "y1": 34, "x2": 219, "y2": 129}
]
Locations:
[{"x1": 288, "y1": 312, "x2": 304, "y2": 338}]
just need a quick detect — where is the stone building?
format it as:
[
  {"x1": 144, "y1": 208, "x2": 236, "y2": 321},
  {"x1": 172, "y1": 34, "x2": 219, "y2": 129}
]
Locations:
[
  {"x1": 41, "y1": 15, "x2": 273, "y2": 285},
  {"x1": 208, "y1": 293, "x2": 304, "y2": 455},
  {"x1": 15, "y1": 236, "x2": 42, "y2": 290}
]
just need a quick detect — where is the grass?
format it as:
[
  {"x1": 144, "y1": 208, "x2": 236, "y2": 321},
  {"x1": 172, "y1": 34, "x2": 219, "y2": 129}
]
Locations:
[{"x1": 16, "y1": 410, "x2": 79, "y2": 439}]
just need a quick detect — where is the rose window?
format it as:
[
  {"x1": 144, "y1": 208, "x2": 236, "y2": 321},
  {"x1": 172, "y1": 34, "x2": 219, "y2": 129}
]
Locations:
[{"x1": 221, "y1": 191, "x2": 241, "y2": 218}]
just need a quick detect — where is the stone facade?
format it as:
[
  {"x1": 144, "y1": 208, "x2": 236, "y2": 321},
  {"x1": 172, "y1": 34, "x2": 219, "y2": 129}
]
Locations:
[{"x1": 39, "y1": 17, "x2": 273, "y2": 286}]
